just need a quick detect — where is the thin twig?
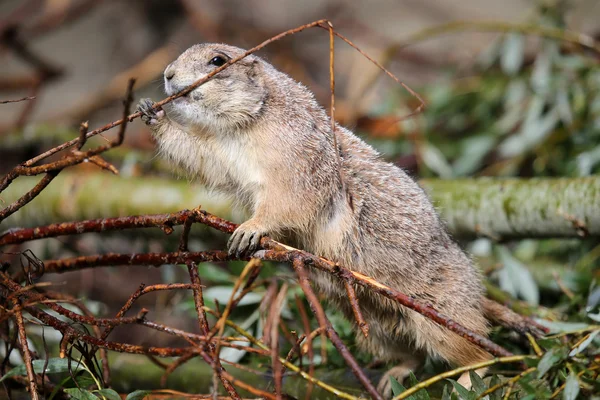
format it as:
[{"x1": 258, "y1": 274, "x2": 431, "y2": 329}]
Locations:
[
  {"x1": 0, "y1": 96, "x2": 35, "y2": 104},
  {"x1": 2, "y1": 20, "x2": 423, "y2": 185},
  {"x1": 12, "y1": 301, "x2": 39, "y2": 400},
  {"x1": 293, "y1": 258, "x2": 382, "y2": 399}
]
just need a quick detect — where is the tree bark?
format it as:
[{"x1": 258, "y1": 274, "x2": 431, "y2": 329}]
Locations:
[
  {"x1": 2, "y1": 173, "x2": 598, "y2": 239},
  {"x1": 422, "y1": 177, "x2": 600, "y2": 239}
]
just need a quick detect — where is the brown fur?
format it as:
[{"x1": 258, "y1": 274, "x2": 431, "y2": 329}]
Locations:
[{"x1": 138, "y1": 43, "x2": 494, "y2": 397}]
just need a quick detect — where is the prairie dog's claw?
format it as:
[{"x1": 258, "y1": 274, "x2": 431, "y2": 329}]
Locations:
[
  {"x1": 137, "y1": 98, "x2": 164, "y2": 126},
  {"x1": 227, "y1": 222, "x2": 266, "y2": 258}
]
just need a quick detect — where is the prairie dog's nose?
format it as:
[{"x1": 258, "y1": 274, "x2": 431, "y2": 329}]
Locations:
[{"x1": 164, "y1": 65, "x2": 175, "y2": 81}]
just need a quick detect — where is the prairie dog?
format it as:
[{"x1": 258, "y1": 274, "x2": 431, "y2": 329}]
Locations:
[{"x1": 137, "y1": 43, "x2": 492, "y2": 397}]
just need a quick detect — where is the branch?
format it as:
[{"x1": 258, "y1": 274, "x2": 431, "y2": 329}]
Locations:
[
  {"x1": 4, "y1": 175, "x2": 597, "y2": 239},
  {"x1": 422, "y1": 177, "x2": 600, "y2": 239},
  {"x1": 15, "y1": 209, "x2": 514, "y2": 359}
]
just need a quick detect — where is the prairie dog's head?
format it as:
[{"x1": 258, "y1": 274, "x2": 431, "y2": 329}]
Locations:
[{"x1": 163, "y1": 43, "x2": 269, "y2": 131}]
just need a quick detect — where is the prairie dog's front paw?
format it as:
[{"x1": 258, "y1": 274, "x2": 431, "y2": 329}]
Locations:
[
  {"x1": 137, "y1": 98, "x2": 165, "y2": 126},
  {"x1": 227, "y1": 221, "x2": 268, "y2": 258}
]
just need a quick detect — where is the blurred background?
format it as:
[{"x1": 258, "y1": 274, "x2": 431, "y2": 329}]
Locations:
[{"x1": 1, "y1": 0, "x2": 599, "y2": 398}]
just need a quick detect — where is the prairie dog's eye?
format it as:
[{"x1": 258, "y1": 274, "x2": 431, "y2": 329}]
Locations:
[{"x1": 209, "y1": 56, "x2": 227, "y2": 67}]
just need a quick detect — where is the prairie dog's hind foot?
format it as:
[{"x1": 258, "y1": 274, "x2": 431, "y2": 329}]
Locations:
[
  {"x1": 137, "y1": 98, "x2": 165, "y2": 126},
  {"x1": 377, "y1": 358, "x2": 424, "y2": 399}
]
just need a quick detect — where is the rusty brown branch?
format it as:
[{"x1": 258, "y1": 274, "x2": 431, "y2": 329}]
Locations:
[
  {"x1": 343, "y1": 276, "x2": 369, "y2": 338},
  {"x1": 0, "y1": 80, "x2": 135, "y2": 221},
  {"x1": 186, "y1": 262, "x2": 240, "y2": 399},
  {"x1": 0, "y1": 171, "x2": 59, "y2": 222},
  {"x1": 77, "y1": 121, "x2": 89, "y2": 150},
  {"x1": 295, "y1": 294, "x2": 314, "y2": 399},
  {"x1": 12, "y1": 301, "x2": 39, "y2": 399},
  {"x1": 0, "y1": 96, "x2": 35, "y2": 104},
  {"x1": 270, "y1": 283, "x2": 288, "y2": 399},
  {"x1": 39, "y1": 250, "x2": 234, "y2": 275},
  {"x1": 161, "y1": 352, "x2": 196, "y2": 387},
  {"x1": 292, "y1": 258, "x2": 381, "y2": 399},
  {"x1": 0, "y1": 210, "x2": 200, "y2": 246}
]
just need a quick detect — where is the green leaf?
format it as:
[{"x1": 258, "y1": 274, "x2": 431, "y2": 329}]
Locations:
[
  {"x1": 468, "y1": 370, "x2": 486, "y2": 395},
  {"x1": 537, "y1": 348, "x2": 561, "y2": 378},
  {"x1": 569, "y1": 329, "x2": 599, "y2": 356},
  {"x1": 0, "y1": 358, "x2": 83, "y2": 382},
  {"x1": 422, "y1": 143, "x2": 453, "y2": 178},
  {"x1": 408, "y1": 371, "x2": 430, "y2": 400},
  {"x1": 448, "y1": 379, "x2": 476, "y2": 400},
  {"x1": 563, "y1": 373, "x2": 580, "y2": 400},
  {"x1": 501, "y1": 34, "x2": 524, "y2": 75},
  {"x1": 94, "y1": 389, "x2": 121, "y2": 400},
  {"x1": 390, "y1": 376, "x2": 409, "y2": 397},
  {"x1": 125, "y1": 390, "x2": 151, "y2": 400},
  {"x1": 497, "y1": 246, "x2": 539, "y2": 305},
  {"x1": 441, "y1": 384, "x2": 452, "y2": 400},
  {"x1": 199, "y1": 263, "x2": 232, "y2": 283},
  {"x1": 64, "y1": 388, "x2": 98, "y2": 400},
  {"x1": 203, "y1": 286, "x2": 262, "y2": 306},
  {"x1": 489, "y1": 375, "x2": 502, "y2": 400}
]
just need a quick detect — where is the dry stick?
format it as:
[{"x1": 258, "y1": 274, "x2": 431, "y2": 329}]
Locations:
[
  {"x1": 0, "y1": 79, "x2": 135, "y2": 222},
  {"x1": 12, "y1": 302, "x2": 39, "y2": 400},
  {"x1": 0, "y1": 96, "x2": 36, "y2": 104},
  {"x1": 285, "y1": 331, "x2": 305, "y2": 364},
  {"x1": 141, "y1": 321, "x2": 257, "y2": 348},
  {"x1": 1, "y1": 273, "x2": 148, "y2": 327},
  {"x1": 269, "y1": 283, "x2": 288, "y2": 400},
  {"x1": 211, "y1": 260, "x2": 260, "y2": 335},
  {"x1": 330, "y1": 30, "x2": 426, "y2": 120},
  {"x1": 223, "y1": 318, "x2": 359, "y2": 400},
  {"x1": 187, "y1": 262, "x2": 240, "y2": 400},
  {"x1": 208, "y1": 260, "x2": 259, "y2": 396},
  {"x1": 0, "y1": 283, "x2": 203, "y2": 357},
  {"x1": 4, "y1": 278, "x2": 270, "y2": 399},
  {"x1": 42, "y1": 290, "x2": 111, "y2": 384},
  {"x1": 292, "y1": 258, "x2": 382, "y2": 400},
  {"x1": 343, "y1": 276, "x2": 369, "y2": 338},
  {"x1": 77, "y1": 121, "x2": 89, "y2": 150},
  {"x1": 0, "y1": 209, "x2": 199, "y2": 245},
  {"x1": 38, "y1": 250, "x2": 233, "y2": 275},
  {"x1": 2, "y1": 19, "x2": 423, "y2": 188},
  {"x1": 0, "y1": 171, "x2": 59, "y2": 221},
  {"x1": 295, "y1": 294, "x2": 315, "y2": 400}
]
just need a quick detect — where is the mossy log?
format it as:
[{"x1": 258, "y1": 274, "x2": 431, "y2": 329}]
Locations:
[
  {"x1": 422, "y1": 177, "x2": 600, "y2": 240},
  {"x1": 1, "y1": 173, "x2": 598, "y2": 239}
]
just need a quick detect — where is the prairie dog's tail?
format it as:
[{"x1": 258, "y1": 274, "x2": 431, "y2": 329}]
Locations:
[{"x1": 481, "y1": 297, "x2": 549, "y2": 337}]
